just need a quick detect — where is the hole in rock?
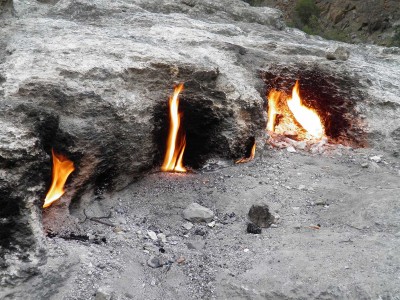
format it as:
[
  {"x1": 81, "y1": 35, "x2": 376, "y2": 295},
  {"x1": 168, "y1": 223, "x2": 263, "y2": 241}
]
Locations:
[
  {"x1": 153, "y1": 93, "x2": 229, "y2": 170},
  {"x1": 262, "y1": 66, "x2": 367, "y2": 148}
]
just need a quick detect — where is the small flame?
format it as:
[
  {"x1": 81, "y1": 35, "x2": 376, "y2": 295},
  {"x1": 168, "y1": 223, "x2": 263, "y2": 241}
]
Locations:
[
  {"x1": 235, "y1": 142, "x2": 256, "y2": 164},
  {"x1": 287, "y1": 81, "x2": 324, "y2": 139},
  {"x1": 267, "y1": 81, "x2": 325, "y2": 140},
  {"x1": 43, "y1": 149, "x2": 75, "y2": 208},
  {"x1": 161, "y1": 83, "x2": 187, "y2": 173}
]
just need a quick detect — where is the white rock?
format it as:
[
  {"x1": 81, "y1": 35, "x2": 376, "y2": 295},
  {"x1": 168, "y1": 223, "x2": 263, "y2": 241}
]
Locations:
[
  {"x1": 95, "y1": 287, "x2": 113, "y2": 300},
  {"x1": 157, "y1": 233, "x2": 167, "y2": 243},
  {"x1": 182, "y1": 222, "x2": 194, "y2": 230},
  {"x1": 370, "y1": 155, "x2": 382, "y2": 163},
  {"x1": 182, "y1": 203, "x2": 214, "y2": 223},
  {"x1": 286, "y1": 146, "x2": 296, "y2": 153},
  {"x1": 298, "y1": 184, "x2": 306, "y2": 190},
  {"x1": 147, "y1": 230, "x2": 158, "y2": 241},
  {"x1": 207, "y1": 221, "x2": 216, "y2": 228}
]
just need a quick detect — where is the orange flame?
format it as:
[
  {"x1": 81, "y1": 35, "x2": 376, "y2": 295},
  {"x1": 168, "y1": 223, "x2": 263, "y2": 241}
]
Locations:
[
  {"x1": 43, "y1": 149, "x2": 75, "y2": 208},
  {"x1": 161, "y1": 83, "x2": 187, "y2": 173},
  {"x1": 267, "y1": 81, "x2": 325, "y2": 139},
  {"x1": 235, "y1": 142, "x2": 256, "y2": 164}
]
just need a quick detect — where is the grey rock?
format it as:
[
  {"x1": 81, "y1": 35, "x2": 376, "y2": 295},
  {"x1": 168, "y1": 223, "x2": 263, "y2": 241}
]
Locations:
[
  {"x1": 182, "y1": 222, "x2": 194, "y2": 230},
  {"x1": 95, "y1": 287, "x2": 113, "y2": 300},
  {"x1": 147, "y1": 256, "x2": 163, "y2": 268},
  {"x1": 248, "y1": 204, "x2": 275, "y2": 228},
  {"x1": 326, "y1": 46, "x2": 350, "y2": 61},
  {"x1": 186, "y1": 240, "x2": 206, "y2": 250},
  {"x1": 183, "y1": 203, "x2": 214, "y2": 223}
]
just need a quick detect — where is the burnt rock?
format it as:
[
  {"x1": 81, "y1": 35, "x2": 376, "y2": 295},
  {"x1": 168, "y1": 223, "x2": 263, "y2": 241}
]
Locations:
[
  {"x1": 247, "y1": 222, "x2": 262, "y2": 234},
  {"x1": 248, "y1": 204, "x2": 275, "y2": 228}
]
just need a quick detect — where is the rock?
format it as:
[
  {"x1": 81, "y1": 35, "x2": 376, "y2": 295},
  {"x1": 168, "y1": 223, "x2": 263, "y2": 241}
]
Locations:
[
  {"x1": 95, "y1": 287, "x2": 113, "y2": 300},
  {"x1": 326, "y1": 46, "x2": 350, "y2": 61},
  {"x1": 176, "y1": 257, "x2": 186, "y2": 264},
  {"x1": 182, "y1": 222, "x2": 194, "y2": 230},
  {"x1": 248, "y1": 204, "x2": 275, "y2": 228},
  {"x1": 207, "y1": 221, "x2": 216, "y2": 228},
  {"x1": 246, "y1": 222, "x2": 262, "y2": 234},
  {"x1": 186, "y1": 240, "x2": 206, "y2": 250},
  {"x1": 157, "y1": 233, "x2": 167, "y2": 243},
  {"x1": 182, "y1": 203, "x2": 214, "y2": 223},
  {"x1": 286, "y1": 146, "x2": 296, "y2": 153},
  {"x1": 147, "y1": 230, "x2": 158, "y2": 241},
  {"x1": 361, "y1": 162, "x2": 369, "y2": 168},
  {"x1": 147, "y1": 256, "x2": 163, "y2": 268},
  {"x1": 298, "y1": 184, "x2": 306, "y2": 190},
  {"x1": 370, "y1": 155, "x2": 382, "y2": 163}
]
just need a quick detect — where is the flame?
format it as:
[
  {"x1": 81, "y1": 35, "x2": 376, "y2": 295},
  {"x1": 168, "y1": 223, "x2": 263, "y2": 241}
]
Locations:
[
  {"x1": 235, "y1": 142, "x2": 256, "y2": 164},
  {"x1": 161, "y1": 83, "x2": 187, "y2": 173},
  {"x1": 43, "y1": 149, "x2": 75, "y2": 208},
  {"x1": 267, "y1": 81, "x2": 325, "y2": 139},
  {"x1": 287, "y1": 81, "x2": 324, "y2": 139}
]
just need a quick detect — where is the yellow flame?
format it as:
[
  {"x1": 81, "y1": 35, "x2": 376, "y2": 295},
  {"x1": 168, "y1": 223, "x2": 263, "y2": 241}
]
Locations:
[
  {"x1": 287, "y1": 81, "x2": 324, "y2": 139},
  {"x1": 235, "y1": 142, "x2": 256, "y2": 164},
  {"x1": 43, "y1": 149, "x2": 75, "y2": 208},
  {"x1": 266, "y1": 90, "x2": 281, "y2": 132},
  {"x1": 161, "y1": 83, "x2": 187, "y2": 172}
]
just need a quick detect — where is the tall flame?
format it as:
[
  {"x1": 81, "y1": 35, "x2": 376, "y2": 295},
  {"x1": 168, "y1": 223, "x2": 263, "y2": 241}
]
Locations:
[
  {"x1": 161, "y1": 83, "x2": 187, "y2": 173},
  {"x1": 267, "y1": 81, "x2": 325, "y2": 140},
  {"x1": 43, "y1": 149, "x2": 75, "y2": 208},
  {"x1": 287, "y1": 81, "x2": 324, "y2": 139}
]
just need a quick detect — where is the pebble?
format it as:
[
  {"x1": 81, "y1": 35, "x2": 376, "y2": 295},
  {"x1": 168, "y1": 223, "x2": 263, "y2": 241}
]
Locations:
[
  {"x1": 361, "y1": 162, "x2": 369, "y2": 168},
  {"x1": 182, "y1": 203, "x2": 214, "y2": 223},
  {"x1": 182, "y1": 222, "x2": 194, "y2": 230},
  {"x1": 207, "y1": 221, "x2": 216, "y2": 228},
  {"x1": 286, "y1": 146, "x2": 296, "y2": 153},
  {"x1": 147, "y1": 230, "x2": 158, "y2": 241},
  {"x1": 176, "y1": 257, "x2": 186, "y2": 264},
  {"x1": 186, "y1": 240, "x2": 206, "y2": 250},
  {"x1": 270, "y1": 224, "x2": 278, "y2": 228},
  {"x1": 246, "y1": 222, "x2": 261, "y2": 234},
  {"x1": 147, "y1": 256, "x2": 163, "y2": 268},
  {"x1": 298, "y1": 184, "x2": 306, "y2": 190},
  {"x1": 157, "y1": 233, "x2": 167, "y2": 243},
  {"x1": 326, "y1": 46, "x2": 350, "y2": 61},
  {"x1": 95, "y1": 287, "x2": 113, "y2": 300},
  {"x1": 243, "y1": 248, "x2": 249, "y2": 253},
  {"x1": 369, "y1": 155, "x2": 382, "y2": 163}
]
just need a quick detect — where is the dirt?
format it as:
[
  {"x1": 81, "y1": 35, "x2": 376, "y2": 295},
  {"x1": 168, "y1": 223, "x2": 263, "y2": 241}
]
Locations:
[{"x1": 5, "y1": 145, "x2": 399, "y2": 299}]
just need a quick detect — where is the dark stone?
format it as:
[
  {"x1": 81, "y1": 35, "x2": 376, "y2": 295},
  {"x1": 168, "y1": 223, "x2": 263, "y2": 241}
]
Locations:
[
  {"x1": 247, "y1": 222, "x2": 262, "y2": 234},
  {"x1": 248, "y1": 204, "x2": 275, "y2": 228}
]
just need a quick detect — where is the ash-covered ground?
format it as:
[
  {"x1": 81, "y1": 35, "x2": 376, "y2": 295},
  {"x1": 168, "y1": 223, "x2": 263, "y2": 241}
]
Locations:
[{"x1": 6, "y1": 146, "x2": 399, "y2": 300}]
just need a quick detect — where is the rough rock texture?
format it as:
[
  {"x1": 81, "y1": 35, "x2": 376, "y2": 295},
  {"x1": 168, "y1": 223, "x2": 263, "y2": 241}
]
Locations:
[
  {"x1": 0, "y1": 0, "x2": 399, "y2": 291},
  {"x1": 258, "y1": 0, "x2": 400, "y2": 46},
  {"x1": 248, "y1": 203, "x2": 275, "y2": 227},
  {"x1": 182, "y1": 203, "x2": 214, "y2": 223}
]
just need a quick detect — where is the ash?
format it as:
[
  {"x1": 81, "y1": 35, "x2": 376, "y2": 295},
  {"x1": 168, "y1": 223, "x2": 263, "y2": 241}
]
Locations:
[{"x1": 7, "y1": 148, "x2": 400, "y2": 300}]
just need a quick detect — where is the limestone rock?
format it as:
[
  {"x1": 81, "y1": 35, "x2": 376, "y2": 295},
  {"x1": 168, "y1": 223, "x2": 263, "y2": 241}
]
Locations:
[{"x1": 183, "y1": 203, "x2": 214, "y2": 223}]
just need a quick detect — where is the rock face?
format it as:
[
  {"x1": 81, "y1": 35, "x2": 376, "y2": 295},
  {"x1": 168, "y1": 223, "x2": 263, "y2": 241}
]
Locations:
[
  {"x1": 259, "y1": 0, "x2": 400, "y2": 46},
  {"x1": 0, "y1": 0, "x2": 399, "y2": 288}
]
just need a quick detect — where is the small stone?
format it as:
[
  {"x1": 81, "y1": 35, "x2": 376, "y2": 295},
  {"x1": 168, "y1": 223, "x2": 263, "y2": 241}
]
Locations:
[
  {"x1": 186, "y1": 240, "x2": 206, "y2": 250},
  {"x1": 147, "y1": 256, "x2": 163, "y2": 268},
  {"x1": 361, "y1": 162, "x2": 369, "y2": 168},
  {"x1": 182, "y1": 222, "x2": 193, "y2": 230},
  {"x1": 298, "y1": 184, "x2": 306, "y2": 190},
  {"x1": 294, "y1": 224, "x2": 301, "y2": 229},
  {"x1": 176, "y1": 257, "x2": 185, "y2": 264},
  {"x1": 243, "y1": 248, "x2": 249, "y2": 253},
  {"x1": 95, "y1": 287, "x2": 113, "y2": 300},
  {"x1": 157, "y1": 233, "x2": 167, "y2": 243},
  {"x1": 207, "y1": 221, "x2": 216, "y2": 228},
  {"x1": 248, "y1": 204, "x2": 275, "y2": 228},
  {"x1": 296, "y1": 141, "x2": 307, "y2": 150},
  {"x1": 246, "y1": 222, "x2": 261, "y2": 234},
  {"x1": 270, "y1": 224, "x2": 278, "y2": 228},
  {"x1": 286, "y1": 146, "x2": 296, "y2": 153},
  {"x1": 113, "y1": 226, "x2": 123, "y2": 233},
  {"x1": 182, "y1": 203, "x2": 214, "y2": 223},
  {"x1": 147, "y1": 230, "x2": 158, "y2": 241},
  {"x1": 370, "y1": 155, "x2": 382, "y2": 163}
]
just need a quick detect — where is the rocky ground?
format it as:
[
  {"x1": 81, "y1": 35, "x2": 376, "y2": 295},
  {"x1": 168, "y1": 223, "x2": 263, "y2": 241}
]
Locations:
[{"x1": 4, "y1": 145, "x2": 400, "y2": 299}]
